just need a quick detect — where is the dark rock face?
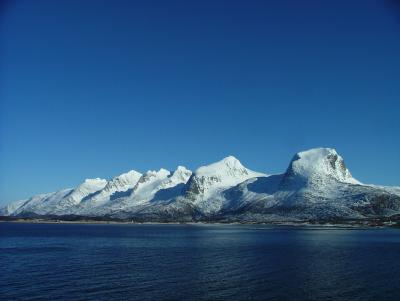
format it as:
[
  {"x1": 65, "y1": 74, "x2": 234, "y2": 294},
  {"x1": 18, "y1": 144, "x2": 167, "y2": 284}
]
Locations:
[
  {"x1": 184, "y1": 175, "x2": 204, "y2": 196},
  {"x1": 352, "y1": 194, "x2": 400, "y2": 216},
  {"x1": 327, "y1": 153, "x2": 346, "y2": 173}
]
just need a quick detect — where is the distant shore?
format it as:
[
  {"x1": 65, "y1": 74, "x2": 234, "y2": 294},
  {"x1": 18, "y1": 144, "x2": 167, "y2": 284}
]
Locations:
[{"x1": 1, "y1": 216, "x2": 399, "y2": 228}]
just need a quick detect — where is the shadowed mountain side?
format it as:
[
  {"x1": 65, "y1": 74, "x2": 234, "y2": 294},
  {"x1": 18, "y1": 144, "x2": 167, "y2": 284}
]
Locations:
[
  {"x1": 80, "y1": 188, "x2": 133, "y2": 203},
  {"x1": 110, "y1": 189, "x2": 133, "y2": 201},
  {"x1": 81, "y1": 190, "x2": 101, "y2": 202},
  {"x1": 223, "y1": 175, "x2": 283, "y2": 201},
  {"x1": 221, "y1": 175, "x2": 283, "y2": 212},
  {"x1": 151, "y1": 184, "x2": 186, "y2": 203},
  {"x1": 247, "y1": 175, "x2": 284, "y2": 194}
]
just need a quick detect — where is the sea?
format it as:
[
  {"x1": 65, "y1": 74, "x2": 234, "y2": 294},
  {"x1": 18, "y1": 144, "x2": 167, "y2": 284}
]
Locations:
[{"x1": 1, "y1": 222, "x2": 400, "y2": 301}]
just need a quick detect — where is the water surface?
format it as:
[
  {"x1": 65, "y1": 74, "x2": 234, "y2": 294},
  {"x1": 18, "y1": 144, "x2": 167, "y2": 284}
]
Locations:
[{"x1": 1, "y1": 223, "x2": 399, "y2": 300}]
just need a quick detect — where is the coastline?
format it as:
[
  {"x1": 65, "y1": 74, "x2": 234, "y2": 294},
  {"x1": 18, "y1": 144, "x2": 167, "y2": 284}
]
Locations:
[{"x1": 1, "y1": 216, "x2": 398, "y2": 228}]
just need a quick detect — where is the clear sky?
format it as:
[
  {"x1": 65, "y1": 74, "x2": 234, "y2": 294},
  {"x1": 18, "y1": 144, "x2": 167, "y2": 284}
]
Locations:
[{"x1": 1, "y1": 0, "x2": 399, "y2": 205}]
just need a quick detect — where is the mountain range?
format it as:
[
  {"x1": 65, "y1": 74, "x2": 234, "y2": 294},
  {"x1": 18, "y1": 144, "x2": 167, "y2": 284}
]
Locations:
[{"x1": 2, "y1": 147, "x2": 400, "y2": 223}]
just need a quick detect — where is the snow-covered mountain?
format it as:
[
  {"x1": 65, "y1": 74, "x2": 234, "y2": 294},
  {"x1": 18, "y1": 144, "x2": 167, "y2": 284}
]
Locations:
[
  {"x1": 80, "y1": 170, "x2": 142, "y2": 208},
  {"x1": 184, "y1": 156, "x2": 266, "y2": 214},
  {"x1": 220, "y1": 148, "x2": 400, "y2": 222},
  {"x1": 109, "y1": 166, "x2": 192, "y2": 210},
  {"x1": 2, "y1": 148, "x2": 400, "y2": 222},
  {"x1": 283, "y1": 148, "x2": 360, "y2": 186}
]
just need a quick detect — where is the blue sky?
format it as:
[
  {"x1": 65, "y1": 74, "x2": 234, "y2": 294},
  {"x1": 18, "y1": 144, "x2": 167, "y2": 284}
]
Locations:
[{"x1": 1, "y1": 0, "x2": 399, "y2": 204}]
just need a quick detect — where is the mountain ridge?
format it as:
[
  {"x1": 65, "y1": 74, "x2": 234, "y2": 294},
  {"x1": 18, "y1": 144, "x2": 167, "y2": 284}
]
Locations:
[{"x1": 2, "y1": 147, "x2": 400, "y2": 222}]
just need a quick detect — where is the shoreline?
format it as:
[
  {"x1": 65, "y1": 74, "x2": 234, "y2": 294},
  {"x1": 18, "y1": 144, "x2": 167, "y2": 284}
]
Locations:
[{"x1": 1, "y1": 218, "x2": 398, "y2": 229}]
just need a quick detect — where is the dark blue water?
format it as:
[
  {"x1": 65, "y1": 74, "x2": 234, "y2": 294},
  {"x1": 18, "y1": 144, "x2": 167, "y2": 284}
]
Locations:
[{"x1": 1, "y1": 223, "x2": 400, "y2": 301}]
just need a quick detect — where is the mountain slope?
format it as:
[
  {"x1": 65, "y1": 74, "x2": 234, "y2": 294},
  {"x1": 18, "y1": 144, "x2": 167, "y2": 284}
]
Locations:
[{"x1": 2, "y1": 148, "x2": 400, "y2": 222}]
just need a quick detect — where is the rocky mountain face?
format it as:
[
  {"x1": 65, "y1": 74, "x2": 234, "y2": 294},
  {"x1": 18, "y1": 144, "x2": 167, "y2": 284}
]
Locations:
[{"x1": 2, "y1": 148, "x2": 400, "y2": 222}]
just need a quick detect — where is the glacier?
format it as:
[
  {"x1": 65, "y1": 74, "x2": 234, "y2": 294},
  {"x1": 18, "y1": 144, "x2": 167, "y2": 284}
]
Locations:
[{"x1": 1, "y1": 147, "x2": 400, "y2": 223}]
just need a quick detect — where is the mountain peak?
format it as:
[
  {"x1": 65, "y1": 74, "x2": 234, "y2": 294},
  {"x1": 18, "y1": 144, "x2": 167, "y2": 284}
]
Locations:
[
  {"x1": 133, "y1": 168, "x2": 171, "y2": 190},
  {"x1": 78, "y1": 178, "x2": 108, "y2": 192},
  {"x1": 60, "y1": 178, "x2": 107, "y2": 206},
  {"x1": 143, "y1": 168, "x2": 170, "y2": 177},
  {"x1": 195, "y1": 155, "x2": 245, "y2": 177},
  {"x1": 222, "y1": 155, "x2": 240, "y2": 163},
  {"x1": 286, "y1": 147, "x2": 359, "y2": 184},
  {"x1": 100, "y1": 170, "x2": 142, "y2": 194},
  {"x1": 297, "y1": 147, "x2": 337, "y2": 157},
  {"x1": 187, "y1": 156, "x2": 265, "y2": 200},
  {"x1": 115, "y1": 169, "x2": 142, "y2": 179},
  {"x1": 82, "y1": 178, "x2": 107, "y2": 185},
  {"x1": 171, "y1": 166, "x2": 192, "y2": 180},
  {"x1": 175, "y1": 165, "x2": 190, "y2": 172}
]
